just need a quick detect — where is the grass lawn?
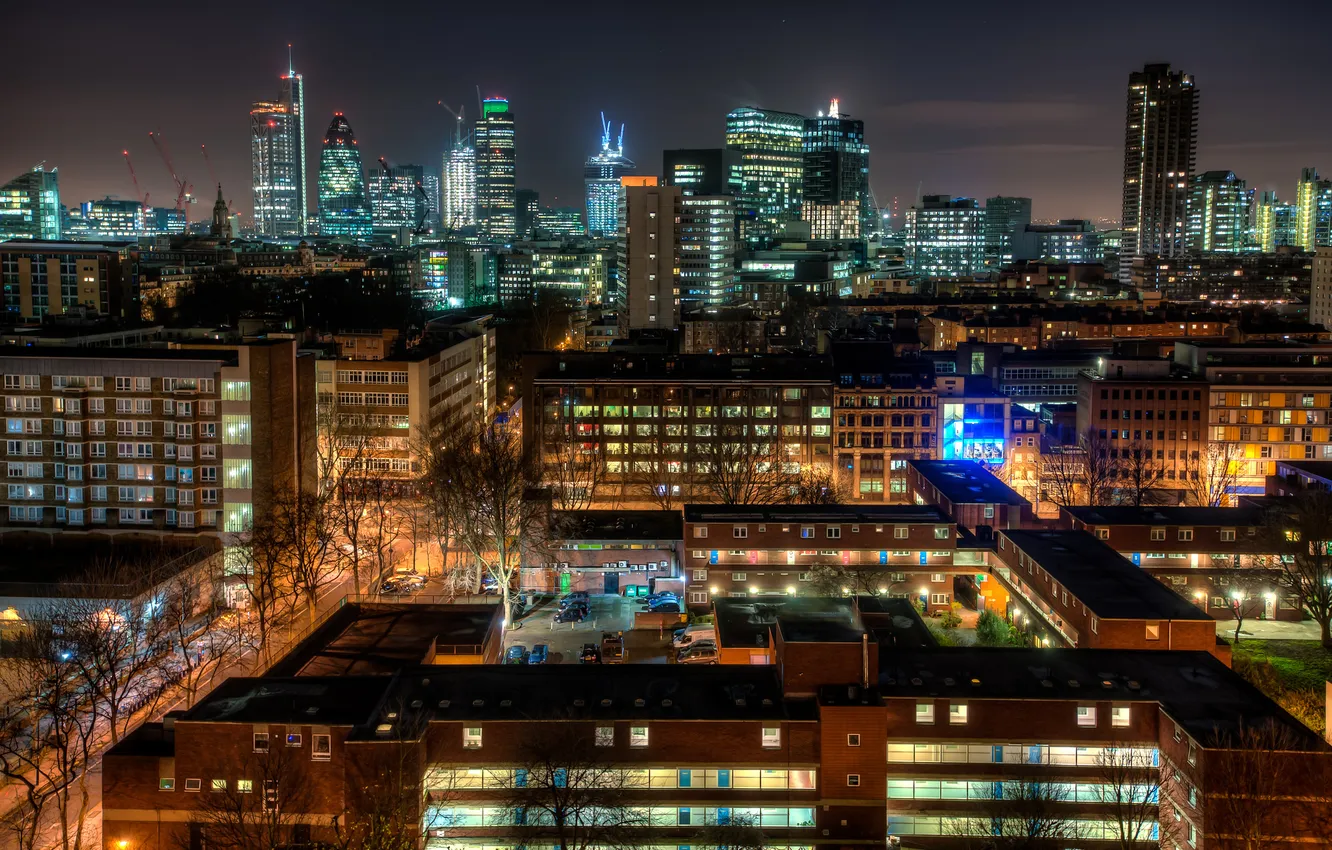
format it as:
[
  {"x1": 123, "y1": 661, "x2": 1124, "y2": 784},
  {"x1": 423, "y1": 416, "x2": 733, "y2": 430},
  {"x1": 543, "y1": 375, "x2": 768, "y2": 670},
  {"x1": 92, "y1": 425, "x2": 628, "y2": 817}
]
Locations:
[{"x1": 1231, "y1": 639, "x2": 1332, "y2": 691}]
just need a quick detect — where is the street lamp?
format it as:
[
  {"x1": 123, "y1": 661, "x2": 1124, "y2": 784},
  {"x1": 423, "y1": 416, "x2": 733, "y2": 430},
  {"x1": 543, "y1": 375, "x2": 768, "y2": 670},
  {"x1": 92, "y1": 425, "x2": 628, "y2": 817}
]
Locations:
[
  {"x1": 786, "y1": 586, "x2": 797, "y2": 595},
  {"x1": 709, "y1": 586, "x2": 719, "y2": 595}
]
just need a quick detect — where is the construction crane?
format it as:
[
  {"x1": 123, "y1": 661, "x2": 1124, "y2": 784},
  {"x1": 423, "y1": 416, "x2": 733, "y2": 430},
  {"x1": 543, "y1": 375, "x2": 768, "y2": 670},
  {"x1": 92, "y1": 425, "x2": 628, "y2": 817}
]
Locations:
[
  {"x1": 200, "y1": 144, "x2": 219, "y2": 186},
  {"x1": 122, "y1": 150, "x2": 149, "y2": 214},
  {"x1": 148, "y1": 130, "x2": 194, "y2": 220},
  {"x1": 438, "y1": 102, "x2": 466, "y2": 148}
]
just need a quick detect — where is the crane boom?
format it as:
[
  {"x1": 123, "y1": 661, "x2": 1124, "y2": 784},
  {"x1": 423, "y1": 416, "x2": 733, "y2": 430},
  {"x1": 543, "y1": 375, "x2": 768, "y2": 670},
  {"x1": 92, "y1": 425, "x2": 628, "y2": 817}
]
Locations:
[
  {"x1": 149, "y1": 130, "x2": 189, "y2": 217},
  {"x1": 122, "y1": 150, "x2": 148, "y2": 215},
  {"x1": 201, "y1": 144, "x2": 219, "y2": 186}
]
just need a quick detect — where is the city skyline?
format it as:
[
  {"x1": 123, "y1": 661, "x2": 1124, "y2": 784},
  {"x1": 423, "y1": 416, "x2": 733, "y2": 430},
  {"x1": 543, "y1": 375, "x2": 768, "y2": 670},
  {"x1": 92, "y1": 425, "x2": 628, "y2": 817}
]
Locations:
[{"x1": 5, "y1": 0, "x2": 1330, "y2": 227}]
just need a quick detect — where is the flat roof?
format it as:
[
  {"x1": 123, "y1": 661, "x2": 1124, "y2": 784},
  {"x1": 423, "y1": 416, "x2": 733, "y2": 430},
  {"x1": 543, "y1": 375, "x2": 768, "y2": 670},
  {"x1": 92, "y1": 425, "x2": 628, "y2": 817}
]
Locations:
[
  {"x1": 855, "y1": 596, "x2": 938, "y2": 649},
  {"x1": 683, "y1": 504, "x2": 952, "y2": 524},
  {"x1": 0, "y1": 537, "x2": 213, "y2": 596},
  {"x1": 265, "y1": 603, "x2": 499, "y2": 677},
  {"x1": 713, "y1": 597, "x2": 867, "y2": 648},
  {"x1": 1063, "y1": 505, "x2": 1267, "y2": 527},
  {"x1": 1001, "y1": 530, "x2": 1210, "y2": 621},
  {"x1": 0, "y1": 347, "x2": 239, "y2": 364},
  {"x1": 552, "y1": 510, "x2": 684, "y2": 542},
  {"x1": 181, "y1": 675, "x2": 387, "y2": 726},
  {"x1": 877, "y1": 647, "x2": 1327, "y2": 750},
  {"x1": 526, "y1": 352, "x2": 834, "y2": 383},
  {"x1": 909, "y1": 460, "x2": 1030, "y2": 507},
  {"x1": 0, "y1": 240, "x2": 136, "y2": 252},
  {"x1": 1273, "y1": 460, "x2": 1332, "y2": 481}
]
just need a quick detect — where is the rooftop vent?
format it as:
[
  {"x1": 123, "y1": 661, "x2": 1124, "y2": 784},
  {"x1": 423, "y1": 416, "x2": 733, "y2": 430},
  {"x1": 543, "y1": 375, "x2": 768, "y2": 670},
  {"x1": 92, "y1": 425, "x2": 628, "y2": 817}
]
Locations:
[
  {"x1": 1127, "y1": 680, "x2": 1141, "y2": 691},
  {"x1": 386, "y1": 711, "x2": 399, "y2": 719},
  {"x1": 438, "y1": 699, "x2": 451, "y2": 709},
  {"x1": 735, "y1": 698, "x2": 747, "y2": 707},
  {"x1": 761, "y1": 698, "x2": 774, "y2": 706},
  {"x1": 600, "y1": 698, "x2": 612, "y2": 707},
  {"x1": 661, "y1": 699, "x2": 673, "y2": 707},
  {"x1": 305, "y1": 706, "x2": 318, "y2": 715},
  {"x1": 1067, "y1": 680, "x2": 1081, "y2": 688},
  {"x1": 943, "y1": 677, "x2": 956, "y2": 686},
  {"x1": 375, "y1": 723, "x2": 393, "y2": 736},
  {"x1": 910, "y1": 677, "x2": 923, "y2": 686},
  {"x1": 634, "y1": 698, "x2": 645, "y2": 707},
  {"x1": 500, "y1": 699, "x2": 512, "y2": 708},
  {"x1": 471, "y1": 699, "x2": 484, "y2": 707},
  {"x1": 573, "y1": 698, "x2": 585, "y2": 707},
  {"x1": 970, "y1": 678, "x2": 981, "y2": 687},
  {"x1": 410, "y1": 700, "x2": 423, "y2": 709},
  {"x1": 1101, "y1": 680, "x2": 1114, "y2": 690},
  {"x1": 1040, "y1": 679, "x2": 1054, "y2": 688}
]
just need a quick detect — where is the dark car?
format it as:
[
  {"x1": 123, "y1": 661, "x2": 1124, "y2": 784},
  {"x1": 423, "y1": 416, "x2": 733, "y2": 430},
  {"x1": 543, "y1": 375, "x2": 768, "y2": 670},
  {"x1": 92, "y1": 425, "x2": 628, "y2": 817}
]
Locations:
[
  {"x1": 580, "y1": 643, "x2": 602, "y2": 664},
  {"x1": 554, "y1": 604, "x2": 588, "y2": 624},
  {"x1": 650, "y1": 602, "x2": 681, "y2": 614},
  {"x1": 504, "y1": 646, "x2": 528, "y2": 665},
  {"x1": 380, "y1": 573, "x2": 427, "y2": 595},
  {"x1": 559, "y1": 591, "x2": 591, "y2": 609},
  {"x1": 527, "y1": 644, "x2": 549, "y2": 664},
  {"x1": 600, "y1": 632, "x2": 625, "y2": 663}
]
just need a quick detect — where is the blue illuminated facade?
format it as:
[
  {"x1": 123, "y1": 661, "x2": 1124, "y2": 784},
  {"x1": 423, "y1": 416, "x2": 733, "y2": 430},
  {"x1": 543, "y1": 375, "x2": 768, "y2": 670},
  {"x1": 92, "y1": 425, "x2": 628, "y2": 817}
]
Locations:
[
  {"x1": 584, "y1": 113, "x2": 634, "y2": 238},
  {"x1": 936, "y1": 376, "x2": 1011, "y2": 467}
]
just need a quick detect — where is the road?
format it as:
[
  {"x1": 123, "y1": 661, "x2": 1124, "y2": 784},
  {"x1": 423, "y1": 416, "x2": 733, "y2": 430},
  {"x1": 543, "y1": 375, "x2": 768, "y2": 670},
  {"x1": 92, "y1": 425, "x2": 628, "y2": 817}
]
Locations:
[{"x1": 1217, "y1": 617, "x2": 1324, "y2": 641}]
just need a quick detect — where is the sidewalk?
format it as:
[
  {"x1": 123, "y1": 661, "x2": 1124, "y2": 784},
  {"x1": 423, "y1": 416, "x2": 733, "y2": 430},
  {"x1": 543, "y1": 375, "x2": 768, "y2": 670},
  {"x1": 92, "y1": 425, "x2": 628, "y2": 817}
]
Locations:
[{"x1": 1217, "y1": 618, "x2": 1324, "y2": 641}]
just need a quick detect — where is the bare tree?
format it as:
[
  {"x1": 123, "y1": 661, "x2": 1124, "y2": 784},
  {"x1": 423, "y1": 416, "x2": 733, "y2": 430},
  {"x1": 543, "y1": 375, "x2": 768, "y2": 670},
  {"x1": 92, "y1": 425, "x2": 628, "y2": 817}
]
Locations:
[
  {"x1": 625, "y1": 438, "x2": 695, "y2": 511},
  {"x1": 228, "y1": 520, "x2": 294, "y2": 665},
  {"x1": 1116, "y1": 442, "x2": 1167, "y2": 507},
  {"x1": 694, "y1": 813, "x2": 768, "y2": 850},
  {"x1": 1187, "y1": 440, "x2": 1242, "y2": 507},
  {"x1": 1258, "y1": 491, "x2": 1332, "y2": 649},
  {"x1": 950, "y1": 774, "x2": 1078, "y2": 849},
  {"x1": 699, "y1": 427, "x2": 796, "y2": 505},
  {"x1": 544, "y1": 425, "x2": 608, "y2": 511},
  {"x1": 183, "y1": 747, "x2": 323, "y2": 850},
  {"x1": 323, "y1": 411, "x2": 379, "y2": 594},
  {"x1": 1038, "y1": 444, "x2": 1084, "y2": 507},
  {"x1": 503, "y1": 727, "x2": 649, "y2": 850},
  {"x1": 1094, "y1": 747, "x2": 1163, "y2": 850},
  {"x1": 268, "y1": 487, "x2": 342, "y2": 624},
  {"x1": 160, "y1": 562, "x2": 244, "y2": 709},
  {"x1": 790, "y1": 466, "x2": 844, "y2": 504}
]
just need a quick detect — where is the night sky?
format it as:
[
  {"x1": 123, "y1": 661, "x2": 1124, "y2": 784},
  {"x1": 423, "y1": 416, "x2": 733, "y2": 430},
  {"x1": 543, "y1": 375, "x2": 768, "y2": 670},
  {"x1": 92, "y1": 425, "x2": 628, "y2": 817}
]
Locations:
[{"x1": 6, "y1": 0, "x2": 1329, "y2": 226}]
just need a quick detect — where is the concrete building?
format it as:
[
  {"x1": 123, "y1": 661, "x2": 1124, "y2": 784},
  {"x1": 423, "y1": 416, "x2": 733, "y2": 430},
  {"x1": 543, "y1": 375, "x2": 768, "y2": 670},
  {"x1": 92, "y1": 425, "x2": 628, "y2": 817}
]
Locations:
[
  {"x1": 1, "y1": 339, "x2": 316, "y2": 542},
  {"x1": 905, "y1": 196, "x2": 985, "y2": 278},
  {"x1": 0, "y1": 240, "x2": 140, "y2": 320},
  {"x1": 677, "y1": 195, "x2": 736, "y2": 308},
  {"x1": 1312, "y1": 247, "x2": 1332, "y2": 330},
  {"x1": 616, "y1": 178, "x2": 681, "y2": 333}
]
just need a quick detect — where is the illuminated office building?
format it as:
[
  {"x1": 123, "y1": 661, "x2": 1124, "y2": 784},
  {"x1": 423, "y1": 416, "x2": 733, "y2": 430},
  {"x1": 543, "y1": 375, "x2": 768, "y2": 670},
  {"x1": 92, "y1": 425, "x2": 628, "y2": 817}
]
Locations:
[
  {"x1": 80, "y1": 198, "x2": 146, "y2": 239},
  {"x1": 679, "y1": 195, "x2": 737, "y2": 307},
  {"x1": 1186, "y1": 170, "x2": 1247, "y2": 253},
  {"x1": 1296, "y1": 167, "x2": 1332, "y2": 249},
  {"x1": 983, "y1": 196, "x2": 1032, "y2": 267},
  {"x1": 317, "y1": 113, "x2": 372, "y2": 239},
  {"x1": 250, "y1": 55, "x2": 307, "y2": 238},
  {"x1": 584, "y1": 114, "x2": 635, "y2": 237},
  {"x1": 0, "y1": 165, "x2": 62, "y2": 241},
  {"x1": 368, "y1": 162, "x2": 425, "y2": 232},
  {"x1": 442, "y1": 144, "x2": 477, "y2": 232},
  {"x1": 801, "y1": 100, "x2": 870, "y2": 240},
  {"x1": 905, "y1": 195, "x2": 984, "y2": 277},
  {"x1": 534, "y1": 207, "x2": 586, "y2": 238},
  {"x1": 662, "y1": 148, "x2": 741, "y2": 196},
  {"x1": 421, "y1": 170, "x2": 441, "y2": 229},
  {"x1": 725, "y1": 107, "x2": 804, "y2": 245},
  {"x1": 474, "y1": 97, "x2": 516, "y2": 239},
  {"x1": 1119, "y1": 64, "x2": 1197, "y2": 282},
  {"x1": 280, "y1": 57, "x2": 308, "y2": 231},
  {"x1": 515, "y1": 189, "x2": 539, "y2": 240}
]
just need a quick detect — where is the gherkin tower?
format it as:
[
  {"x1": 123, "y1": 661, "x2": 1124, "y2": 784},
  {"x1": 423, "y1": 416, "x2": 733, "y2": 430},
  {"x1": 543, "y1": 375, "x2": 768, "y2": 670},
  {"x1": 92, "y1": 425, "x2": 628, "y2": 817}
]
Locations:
[{"x1": 318, "y1": 113, "x2": 372, "y2": 238}]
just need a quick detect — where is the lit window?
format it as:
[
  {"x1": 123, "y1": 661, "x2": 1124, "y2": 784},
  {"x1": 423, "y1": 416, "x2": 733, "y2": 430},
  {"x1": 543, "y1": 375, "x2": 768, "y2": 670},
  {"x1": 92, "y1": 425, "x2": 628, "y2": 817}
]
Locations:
[
  {"x1": 1111, "y1": 706, "x2": 1131, "y2": 728},
  {"x1": 237, "y1": 780, "x2": 253, "y2": 793},
  {"x1": 762, "y1": 727, "x2": 781, "y2": 748},
  {"x1": 595, "y1": 726, "x2": 614, "y2": 747},
  {"x1": 253, "y1": 732, "x2": 269, "y2": 752},
  {"x1": 630, "y1": 726, "x2": 649, "y2": 747},
  {"x1": 1076, "y1": 705, "x2": 1097, "y2": 727},
  {"x1": 312, "y1": 734, "x2": 331, "y2": 760},
  {"x1": 211, "y1": 779, "x2": 227, "y2": 792},
  {"x1": 847, "y1": 774, "x2": 861, "y2": 787},
  {"x1": 915, "y1": 702, "x2": 934, "y2": 725},
  {"x1": 949, "y1": 703, "x2": 968, "y2": 725},
  {"x1": 159, "y1": 778, "x2": 175, "y2": 791},
  {"x1": 463, "y1": 727, "x2": 482, "y2": 749}
]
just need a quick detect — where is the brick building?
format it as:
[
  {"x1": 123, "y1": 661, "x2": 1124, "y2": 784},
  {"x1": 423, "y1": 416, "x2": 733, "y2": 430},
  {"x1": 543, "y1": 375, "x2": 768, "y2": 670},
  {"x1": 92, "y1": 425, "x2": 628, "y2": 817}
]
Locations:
[
  {"x1": 0, "y1": 239, "x2": 140, "y2": 320},
  {"x1": 906, "y1": 460, "x2": 1033, "y2": 532},
  {"x1": 2, "y1": 339, "x2": 316, "y2": 541}
]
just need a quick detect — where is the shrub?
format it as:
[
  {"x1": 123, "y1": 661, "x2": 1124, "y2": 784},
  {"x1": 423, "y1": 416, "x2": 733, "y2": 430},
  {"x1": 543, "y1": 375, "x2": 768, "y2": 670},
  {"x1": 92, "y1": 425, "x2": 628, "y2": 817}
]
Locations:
[{"x1": 976, "y1": 609, "x2": 1012, "y2": 646}]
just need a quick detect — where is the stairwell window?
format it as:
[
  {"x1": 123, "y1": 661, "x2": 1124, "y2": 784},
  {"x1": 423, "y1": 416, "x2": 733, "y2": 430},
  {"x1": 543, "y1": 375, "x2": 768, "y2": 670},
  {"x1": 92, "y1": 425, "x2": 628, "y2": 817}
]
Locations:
[
  {"x1": 949, "y1": 703, "x2": 968, "y2": 725},
  {"x1": 630, "y1": 726, "x2": 649, "y2": 747},
  {"x1": 312, "y1": 734, "x2": 331, "y2": 761},
  {"x1": 916, "y1": 702, "x2": 935, "y2": 725},
  {"x1": 762, "y1": 727, "x2": 781, "y2": 748},
  {"x1": 463, "y1": 727, "x2": 483, "y2": 749}
]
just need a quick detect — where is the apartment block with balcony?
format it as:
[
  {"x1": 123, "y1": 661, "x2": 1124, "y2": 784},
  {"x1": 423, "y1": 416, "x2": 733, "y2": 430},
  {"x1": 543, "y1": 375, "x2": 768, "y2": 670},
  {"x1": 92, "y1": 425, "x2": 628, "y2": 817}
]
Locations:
[
  {"x1": 2, "y1": 339, "x2": 314, "y2": 542},
  {"x1": 522, "y1": 353, "x2": 835, "y2": 507},
  {"x1": 989, "y1": 529, "x2": 1225, "y2": 662},
  {"x1": 1062, "y1": 504, "x2": 1299, "y2": 622},
  {"x1": 681, "y1": 504, "x2": 971, "y2": 613}
]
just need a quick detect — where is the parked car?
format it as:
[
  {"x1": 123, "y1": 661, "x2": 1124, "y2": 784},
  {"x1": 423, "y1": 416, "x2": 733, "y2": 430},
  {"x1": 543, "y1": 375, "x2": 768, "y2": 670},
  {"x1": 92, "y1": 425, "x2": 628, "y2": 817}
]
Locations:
[
  {"x1": 645, "y1": 591, "x2": 678, "y2": 603},
  {"x1": 380, "y1": 573, "x2": 427, "y2": 595},
  {"x1": 559, "y1": 591, "x2": 591, "y2": 609},
  {"x1": 673, "y1": 627, "x2": 716, "y2": 649},
  {"x1": 580, "y1": 643, "x2": 602, "y2": 664},
  {"x1": 554, "y1": 604, "x2": 588, "y2": 624},
  {"x1": 481, "y1": 575, "x2": 499, "y2": 595},
  {"x1": 676, "y1": 644, "x2": 719, "y2": 664},
  {"x1": 648, "y1": 601, "x2": 681, "y2": 614},
  {"x1": 600, "y1": 632, "x2": 625, "y2": 663},
  {"x1": 504, "y1": 646, "x2": 529, "y2": 664},
  {"x1": 527, "y1": 644, "x2": 549, "y2": 664}
]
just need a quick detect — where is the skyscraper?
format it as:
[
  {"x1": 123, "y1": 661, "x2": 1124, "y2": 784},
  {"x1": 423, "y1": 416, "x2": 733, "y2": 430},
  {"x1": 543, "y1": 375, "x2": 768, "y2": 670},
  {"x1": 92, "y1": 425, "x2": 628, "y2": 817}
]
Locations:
[
  {"x1": 678, "y1": 195, "x2": 737, "y2": 308},
  {"x1": 905, "y1": 196, "x2": 985, "y2": 277},
  {"x1": 368, "y1": 161, "x2": 426, "y2": 233},
  {"x1": 617, "y1": 178, "x2": 681, "y2": 332},
  {"x1": 442, "y1": 145, "x2": 477, "y2": 233},
  {"x1": 725, "y1": 107, "x2": 804, "y2": 246},
  {"x1": 1119, "y1": 63, "x2": 1198, "y2": 282},
  {"x1": 317, "y1": 113, "x2": 372, "y2": 239},
  {"x1": 662, "y1": 149, "x2": 742, "y2": 197},
  {"x1": 515, "y1": 189, "x2": 539, "y2": 240},
  {"x1": 475, "y1": 97, "x2": 516, "y2": 239},
  {"x1": 1186, "y1": 170, "x2": 1247, "y2": 253},
  {"x1": 801, "y1": 100, "x2": 871, "y2": 240},
  {"x1": 1295, "y1": 167, "x2": 1332, "y2": 249},
  {"x1": 421, "y1": 170, "x2": 441, "y2": 229},
  {"x1": 983, "y1": 197, "x2": 1032, "y2": 268},
  {"x1": 584, "y1": 114, "x2": 636, "y2": 237},
  {"x1": 0, "y1": 166, "x2": 61, "y2": 241},
  {"x1": 250, "y1": 54, "x2": 308, "y2": 239}
]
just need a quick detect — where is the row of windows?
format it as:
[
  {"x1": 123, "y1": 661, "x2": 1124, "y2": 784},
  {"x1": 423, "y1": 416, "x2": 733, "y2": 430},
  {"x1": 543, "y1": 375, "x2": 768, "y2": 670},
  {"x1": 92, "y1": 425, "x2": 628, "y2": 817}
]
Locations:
[
  {"x1": 2, "y1": 398, "x2": 218, "y2": 417},
  {"x1": 336, "y1": 392, "x2": 411, "y2": 407},
  {"x1": 886, "y1": 779, "x2": 1157, "y2": 803},
  {"x1": 424, "y1": 766, "x2": 815, "y2": 791},
  {"x1": 424, "y1": 806, "x2": 816, "y2": 829},
  {"x1": 4, "y1": 375, "x2": 222, "y2": 394},
  {"x1": 457, "y1": 726, "x2": 781, "y2": 750},
  {"x1": 554, "y1": 404, "x2": 833, "y2": 420},
  {"x1": 1097, "y1": 387, "x2": 1201, "y2": 401},
  {"x1": 337, "y1": 370, "x2": 409, "y2": 385},
  {"x1": 695, "y1": 525, "x2": 952, "y2": 540},
  {"x1": 887, "y1": 815, "x2": 1158, "y2": 841},
  {"x1": 886, "y1": 742, "x2": 1159, "y2": 767}
]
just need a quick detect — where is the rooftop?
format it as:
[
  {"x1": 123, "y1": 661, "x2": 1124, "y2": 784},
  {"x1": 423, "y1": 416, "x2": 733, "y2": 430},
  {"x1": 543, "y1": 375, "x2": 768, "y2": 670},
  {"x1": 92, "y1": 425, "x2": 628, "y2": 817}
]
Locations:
[
  {"x1": 181, "y1": 675, "x2": 388, "y2": 726},
  {"x1": 1000, "y1": 530, "x2": 1211, "y2": 621},
  {"x1": 876, "y1": 647, "x2": 1326, "y2": 750},
  {"x1": 0, "y1": 346, "x2": 240, "y2": 365},
  {"x1": 265, "y1": 603, "x2": 500, "y2": 677},
  {"x1": 909, "y1": 460, "x2": 1030, "y2": 507},
  {"x1": 0, "y1": 537, "x2": 214, "y2": 597},
  {"x1": 525, "y1": 352, "x2": 834, "y2": 383},
  {"x1": 683, "y1": 504, "x2": 952, "y2": 524},
  {"x1": 1062, "y1": 505, "x2": 1267, "y2": 528},
  {"x1": 713, "y1": 596, "x2": 867, "y2": 649},
  {"x1": 551, "y1": 510, "x2": 684, "y2": 542}
]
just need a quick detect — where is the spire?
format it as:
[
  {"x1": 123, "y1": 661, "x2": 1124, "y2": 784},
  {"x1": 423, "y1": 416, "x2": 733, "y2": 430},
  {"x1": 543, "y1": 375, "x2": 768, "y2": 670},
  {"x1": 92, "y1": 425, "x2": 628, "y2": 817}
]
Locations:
[
  {"x1": 829, "y1": 98, "x2": 840, "y2": 118},
  {"x1": 211, "y1": 182, "x2": 232, "y2": 239},
  {"x1": 287, "y1": 43, "x2": 294, "y2": 76}
]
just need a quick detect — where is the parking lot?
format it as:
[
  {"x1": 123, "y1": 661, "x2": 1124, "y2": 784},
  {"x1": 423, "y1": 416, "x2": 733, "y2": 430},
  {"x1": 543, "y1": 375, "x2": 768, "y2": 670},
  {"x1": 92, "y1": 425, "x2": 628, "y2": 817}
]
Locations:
[{"x1": 504, "y1": 593, "x2": 678, "y2": 664}]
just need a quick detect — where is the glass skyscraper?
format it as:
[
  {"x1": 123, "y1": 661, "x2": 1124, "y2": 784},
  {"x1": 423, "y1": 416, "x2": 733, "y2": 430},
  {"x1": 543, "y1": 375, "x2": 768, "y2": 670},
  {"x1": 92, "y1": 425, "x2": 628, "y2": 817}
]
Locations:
[
  {"x1": 905, "y1": 195, "x2": 985, "y2": 277},
  {"x1": 369, "y1": 161, "x2": 426, "y2": 232},
  {"x1": 250, "y1": 55, "x2": 308, "y2": 238},
  {"x1": 983, "y1": 196, "x2": 1032, "y2": 267},
  {"x1": 802, "y1": 100, "x2": 871, "y2": 240},
  {"x1": 725, "y1": 107, "x2": 804, "y2": 246},
  {"x1": 317, "y1": 113, "x2": 372, "y2": 239},
  {"x1": 442, "y1": 144, "x2": 477, "y2": 232},
  {"x1": 584, "y1": 114, "x2": 635, "y2": 237},
  {"x1": 475, "y1": 98, "x2": 516, "y2": 239},
  {"x1": 1187, "y1": 170, "x2": 1247, "y2": 253},
  {"x1": 0, "y1": 166, "x2": 62, "y2": 241},
  {"x1": 1295, "y1": 167, "x2": 1332, "y2": 249},
  {"x1": 679, "y1": 195, "x2": 737, "y2": 307},
  {"x1": 662, "y1": 149, "x2": 742, "y2": 197}
]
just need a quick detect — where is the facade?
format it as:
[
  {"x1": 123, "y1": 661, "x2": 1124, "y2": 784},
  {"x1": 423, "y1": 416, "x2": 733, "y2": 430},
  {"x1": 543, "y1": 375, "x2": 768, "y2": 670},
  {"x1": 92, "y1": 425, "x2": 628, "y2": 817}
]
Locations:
[
  {"x1": 1016, "y1": 220, "x2": 1102, "y2": 264},
  {"x1": 442, "y1": 144, "x2": 478, "y2": 232},
  {"x1": 368, "y1": 161, "x2": 425, "y2": 233},
  {"x1": 515, "y1": 189, "x2": 539, "y2": 241},
  {"x1": 522, "y1": 353, "x2": 835, "y2": 506},
  {"x1": 617, "y1": 179, "x2": 681, "y2": 332},
  {"x1": 725, "y1": 107, "x2": 805, "y2": 245},
  {"x1": 250, "y1": 77, "x2": 305, "y2": 240},
  {"x1": 533, "y1": 207, "x2": 586, "y2": 238},
  {"x1": 0, "y1": 166, "x2": 62, "y2": 241},
  {"x1": 905, "y1": 196, "x2": 985, "y2": 278},
  {"x1": 584, "y1": 115, "x2": 635, "y2": 237},
  {"x1": 0, "y1": 240, "x2": 139, "y2": 320},
  {"x1": 1295, "y1": 166, "x2": 1332, "y2": 250},
  {"x1": 678, "y1": 195, "x2": 736, "y2": 307},
  {"x1": 934, "y1": 376, "x2": 1012, "y2": 468},
  {"x1": 907, "y1": 460, "x2": 1031, "y2": 532},
  {"x1": 662, "y1": 148, "x2": 742, "y2": 196},
  {"x1": 316, "y1": 113, "x2": 372, "y2": 239},
  {"x1": 1313, "y1": 247, "x2": 1332, "y2": 330},
  {"x1": 474, "y1": 98, "x2": 517, "y2": 239},
  {"x1": 1119, "y1": 64, "x2": 1198, "y2": 282},
  {"x1": 79, "y1": 198, "x2": 147, "y2": 240},
  {"x1": 1, "y1": 340, "x2": 316, "y2": 542},
  {"x1": 982, "y1": 196, "x2": 1032, "y2": 268},
  {"x1": 801, "y1": 101, "x2": 870, "y2": 240},
  {"x1": 528, "y1": 510, "x2": 683, "y2": 594},
  {"x1": 1186, "y1": 170, "x2": 1247, "y2": 253}
]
